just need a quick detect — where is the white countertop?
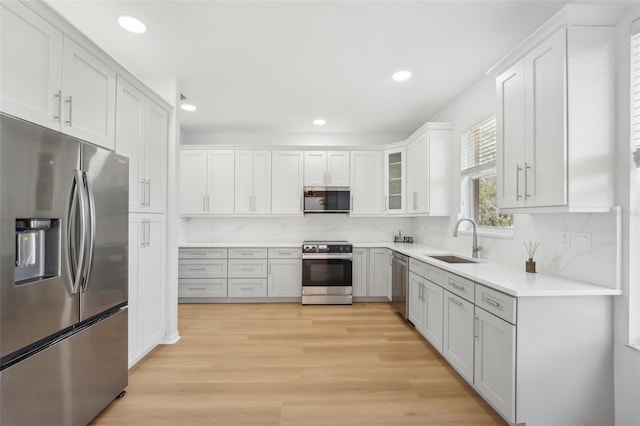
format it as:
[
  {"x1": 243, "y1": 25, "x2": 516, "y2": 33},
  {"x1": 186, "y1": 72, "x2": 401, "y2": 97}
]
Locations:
[
  {"x1": 180, "y1": 242, "x2": 301, "y2": 248},
  {"x1": 179, "y1": 241, "x2": 621, "y2": 298}
]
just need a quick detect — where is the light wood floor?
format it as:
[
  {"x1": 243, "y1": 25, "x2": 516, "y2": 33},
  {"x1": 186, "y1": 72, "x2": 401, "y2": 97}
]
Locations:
[{"x1": 91, "y1": 303, "x2": 506, "y2": 426}]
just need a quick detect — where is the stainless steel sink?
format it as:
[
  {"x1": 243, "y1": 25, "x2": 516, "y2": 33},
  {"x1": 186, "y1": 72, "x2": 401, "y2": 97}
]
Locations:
[{"x1": 426, "y1": 254, "x2": 478, "y2": 264}]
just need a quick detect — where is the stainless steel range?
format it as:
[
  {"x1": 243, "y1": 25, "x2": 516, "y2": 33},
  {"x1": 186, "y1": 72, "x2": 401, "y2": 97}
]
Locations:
[{"x1": 302, "y1": 241, "x2": 353, "y2": 305}]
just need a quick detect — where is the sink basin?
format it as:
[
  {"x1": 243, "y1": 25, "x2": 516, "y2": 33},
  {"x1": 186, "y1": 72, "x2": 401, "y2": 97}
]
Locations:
[{"x1": 426, "y1": 254, "x2": 478, "y2": 264}]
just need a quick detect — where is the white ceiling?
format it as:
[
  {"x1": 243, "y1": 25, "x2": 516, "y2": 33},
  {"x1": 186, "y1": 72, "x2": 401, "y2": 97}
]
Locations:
[{"x1": 46, "y1": 0, "x2": 575, "y2": 138}]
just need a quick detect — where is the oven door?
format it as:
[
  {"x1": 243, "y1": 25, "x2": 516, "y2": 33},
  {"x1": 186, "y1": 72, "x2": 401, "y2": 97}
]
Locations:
[{"x1": 302, "y1": 258, "x2": 352, "y2": 287}]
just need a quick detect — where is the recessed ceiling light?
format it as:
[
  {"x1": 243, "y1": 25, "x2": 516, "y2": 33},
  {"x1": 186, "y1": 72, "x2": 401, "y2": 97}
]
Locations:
[
  {"x1": 181, "y1": 104, "x2": 197, "y2": 112},
  {"x1": 392, "y1": 70, "x2": 412, "y2": 82},
  {"x1": 313, "y1": 119, "x2": 326, "y2": 126},
  {"x1": 118, "y1": 15, "x2": 147, "y2": 34}
]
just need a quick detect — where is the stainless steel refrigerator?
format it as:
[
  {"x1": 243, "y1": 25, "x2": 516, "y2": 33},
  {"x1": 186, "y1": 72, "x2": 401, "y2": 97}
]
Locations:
[{"x1": 0, "y1": 113, "x2": 129, "y2": 425}]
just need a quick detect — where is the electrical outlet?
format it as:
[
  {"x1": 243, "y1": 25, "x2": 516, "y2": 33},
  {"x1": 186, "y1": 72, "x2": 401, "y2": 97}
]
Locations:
[
  {"x1": 560, "y1": 232, "x2": 570, "y2": 249},
  {"x1": 579, "y1": 233, "x2": 592, "y2": 252}
]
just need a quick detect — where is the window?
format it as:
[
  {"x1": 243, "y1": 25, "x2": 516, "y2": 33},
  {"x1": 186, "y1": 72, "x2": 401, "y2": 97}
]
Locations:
[{"x1": 460, "y1": 115, "x2": 513, "y2": 231}]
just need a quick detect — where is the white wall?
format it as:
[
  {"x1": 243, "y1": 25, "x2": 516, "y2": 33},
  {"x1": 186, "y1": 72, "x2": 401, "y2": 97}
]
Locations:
[
  {"x1": 180, "y1": 215, "x2": 412, "y2": 245},
  {"x1": 613, "y1": 5, "x2": 640, "y2": 426}
]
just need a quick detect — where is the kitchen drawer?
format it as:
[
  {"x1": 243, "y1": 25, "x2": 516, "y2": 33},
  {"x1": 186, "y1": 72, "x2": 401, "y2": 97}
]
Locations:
[
  {"x1": 410, "y1": 259, "x2": 445, "y2": 286},
  {"x1": 228, "y1": 248, "x2": 267, "y2": 259},
  {"x1": 228, "y1": 279, "x2": 267, "y2": 297},
  {"x1": 475, "y1": 284, "x2": 517, "y2": 324},
  {"x1": 267, "y1": 248, "x2": 301, "y2": 259},
  {"x1": 179, "y1": 248, "x2": 227, "y2": 259},
  {"x1": 179, "y1": 279, "x2": 227, "y2": 298},
  {"x1": 178, "y1": 260, "x2": 227, "y2": 278},
  {"x1": 409, "y1": 258, "x2": 427, "y2": 276},
  {"x1": 423, "y1": 263, "x2": 445, "y2": 286},
  {"x1": 444, "y1": 272, "x2": 475, "y2": 303},
  {"x1": 227, "y1": 259, "x2": 268, "y2": 278}
]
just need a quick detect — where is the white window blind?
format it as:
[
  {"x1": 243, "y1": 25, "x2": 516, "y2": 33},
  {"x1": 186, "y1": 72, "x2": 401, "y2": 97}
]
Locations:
[
  {"x1": 460, "y1": 115, "x2": 496, "y2": 173},
  {"x1": 632, "y1": 26, "x2": 640, "y2": 167}
]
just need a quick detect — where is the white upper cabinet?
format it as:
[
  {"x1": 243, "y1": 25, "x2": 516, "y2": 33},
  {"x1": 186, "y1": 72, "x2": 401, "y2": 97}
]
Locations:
[
  {"x1": 1, "y1": 2, "x2": 63, "y2": 130},
  {"x1": 350, "y1": 151, "x2": 383, "y2": 215},
  {"x1": 405, "y1": 124, "x2": 453, "y2": 216},
  {"x1": 271, "y1": 150, "x2": 304, "y2": 215},
  {"x1": 116, "y1": 77, "x2": 167, "y2": 213},
  {"x1": 62, "y1": 37, "x2": 116, "y2": 150},
  {"x1": 116, "y1": 79, "x2": 145, "y2": 211},
  {"x1": 235, "y1": 150, "x2": 272, "y2": 215},
  {"x1": 1, "y1": 2, "x2": 117, "y2": 150},
  {"x1": 384, "y1": 147, "x2": 406, "y2": 214},
  {"x1": 179, "y1": 150, "x2": 208, "y2": 214},
  {"x1": 496, "y1": 29, "x2": 566, "y2": 210},
  {"x1": 304, "y1": 151, "x2": 349, "y2": 186},
  {"x1": 491, "y1": 18, "x2": 616, "y2": 212},
  {"x1": 496, "y1": 60, "x2": 526, "y2": 210},
  {"x1": 179, "y1": 149, "x2": 235, "y2": 215},
  {"x1": 144, "y1": 99, "x2": 168, "y2": 212},
  {"x1": 406, "y1": 137, "x2": 428, "y2": 214},
  {"x1": 207, "y1": 150, "x2": 235, "y2": 214}
]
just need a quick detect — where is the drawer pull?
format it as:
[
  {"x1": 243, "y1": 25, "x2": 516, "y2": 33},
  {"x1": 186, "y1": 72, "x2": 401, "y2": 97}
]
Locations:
[
  {"x1": 187, "y1": 287, "x2": 208, "y2": 291},
  {"x1": 240, "y1": 287, "x2": 253, "y2": 291},
  {"x1": 448, "y1": 297, "x2": 462, "y2": 306},
  {"x1": 188, "y1": 268, "x2": 207, "y2": 271},
  {"x1": 481, "y1": 297, "x2": 501, "y2": 308},
  {"x1": 448, "y1": 280, "x2": 465, "y2": 291},
  {"x1": 240, "y1": 268, "x2": 254, "y2": 271},
  {"x1": 239, "y1": 252, "x2": 257, "y2": 256},
  {"x1": 186, "y1": 252, "x2": 207, "y2": 256}
]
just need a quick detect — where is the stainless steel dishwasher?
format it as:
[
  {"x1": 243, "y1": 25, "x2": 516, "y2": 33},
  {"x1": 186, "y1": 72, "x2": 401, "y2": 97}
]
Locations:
[{"x1": 391, "y1": 251, "x2": 409, "y2": 318}]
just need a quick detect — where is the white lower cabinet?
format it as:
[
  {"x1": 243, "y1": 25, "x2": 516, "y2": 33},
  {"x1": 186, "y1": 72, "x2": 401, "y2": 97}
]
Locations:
[
  {"x1": 404, "y1": 258, "x2": 613, "y2": 425},
  {"x1": 474, "y1": 307, "x2": 516, "y2": 422},
  {"x1": 178, "y1": 279, "x2": 227, "y2": 298},
  {"x1": 352, "y1": 248, "x2": 390, "y2": 299},
  {"x1": 268, "y1": 259, "x2": 302, "y2": 297},
  {"x1": 423, "y1": 280, "x2": 444, "y2": 352},
  {"x1": 409, "y1": 260, "x2": 444, "y2": 353},
  {"x1": 178, "y1": 248, "x2": 228, "y2": 298},
  {"x1": 227, "y1": 249, "x2": 268, "y2": 298},
  {"x1": 128, "y1": 214, "x2": 165, "y2": 368},
  {"x1": 228, "y1": 279, "x2": 267, "y2": 298},
  {"x1": 179, "y1": 246, "x2": 303, "y2": 300},
  {"x1": 408, "y1": 272, "x2": 425, "y2": 331},
  {"x1": 368, "y1": 248, "x2": 390, "y2": 297},
  {"x1": 352, "y1": 248, "x2": 368, "y2": 297},
  {"x1": 442, "y1": 290, "x2": 475, "y2": 383},
  {"x1": 227, "y1": 259, "x2": 268, "y2": 278}
]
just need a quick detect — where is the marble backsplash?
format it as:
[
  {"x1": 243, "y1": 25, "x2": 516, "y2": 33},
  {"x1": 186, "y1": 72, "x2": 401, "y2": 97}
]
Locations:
[
  {"x1": 414, "y1": 211, "x2": 620, "y2": 289},
  {"x1": 180, "y1": 215, "x2": 413, "y2": 245}
]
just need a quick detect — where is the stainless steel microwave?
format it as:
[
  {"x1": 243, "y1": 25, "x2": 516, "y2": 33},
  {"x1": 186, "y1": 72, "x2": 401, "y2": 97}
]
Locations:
[{"x1": 303, "y1": 187, "x2": 350, "y2": 213}]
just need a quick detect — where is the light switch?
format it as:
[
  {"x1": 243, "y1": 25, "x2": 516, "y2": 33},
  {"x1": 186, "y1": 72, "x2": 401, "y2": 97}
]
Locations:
[{"x1": 560, "y1": 232, "x2": 570, "y2": 249}]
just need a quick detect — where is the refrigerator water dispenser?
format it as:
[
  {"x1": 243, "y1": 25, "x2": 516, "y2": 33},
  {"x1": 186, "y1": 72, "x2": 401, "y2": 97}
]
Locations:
[{"x1": 14, "y1": 219, "x2": 60, "y2": 284}]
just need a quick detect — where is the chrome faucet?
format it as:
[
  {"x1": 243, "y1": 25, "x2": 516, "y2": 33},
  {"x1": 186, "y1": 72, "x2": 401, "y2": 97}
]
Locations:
[{"x1": 453, "y1": 218, "x2": 480, "y2": 258}]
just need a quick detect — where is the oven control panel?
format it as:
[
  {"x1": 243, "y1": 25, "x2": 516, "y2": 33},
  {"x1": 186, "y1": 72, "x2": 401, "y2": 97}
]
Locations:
[{"x1": 302, "y1": 242, "x2": 352, "y2": 254}]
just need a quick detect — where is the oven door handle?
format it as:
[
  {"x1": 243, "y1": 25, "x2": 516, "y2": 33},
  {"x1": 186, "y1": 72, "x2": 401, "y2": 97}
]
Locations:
[{"x1": 302, "y1": 255, "x2": 353, "y2": 260}]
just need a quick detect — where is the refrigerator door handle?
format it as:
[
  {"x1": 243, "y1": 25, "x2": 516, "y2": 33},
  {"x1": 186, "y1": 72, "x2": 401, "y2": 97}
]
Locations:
[
  {"x1": 67, "y1": 170, "x2": 87, "y2": 295},
  {"x1": 81, "y1": 171, "x2": 97, "y2": 292}
]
